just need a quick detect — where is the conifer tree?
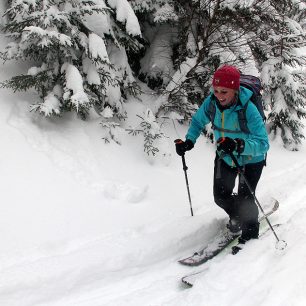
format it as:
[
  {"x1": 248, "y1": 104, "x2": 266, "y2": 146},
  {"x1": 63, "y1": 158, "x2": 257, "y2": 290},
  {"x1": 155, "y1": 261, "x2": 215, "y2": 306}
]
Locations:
[
  {"x1": 230, "y1": 0, "x2": 306, "y2": 148},
  {"x1": 1, "y1": 0, "x2": 144, "y2": 120},
  {"x1": 134, "y1": 0, "x2": 306, "y2": 148},
  {"x1": 134, "y1": 0, "x2": 260, "y2": 121},
  {"x1": 131, "y1": 0, "x2": 199, "y2": 120},
  {"x1": 130, "y1": 0, "x2": 178, "y2": 89},
  {"x1": 258, "y1": 1, "x2": 306, "y2": 149}
]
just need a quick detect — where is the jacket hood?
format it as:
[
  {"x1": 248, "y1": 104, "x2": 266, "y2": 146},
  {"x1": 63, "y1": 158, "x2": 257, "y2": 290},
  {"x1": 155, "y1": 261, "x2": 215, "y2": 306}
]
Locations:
[{"x1": 238, "y1": 86, "x2": 253, "y2": 106}]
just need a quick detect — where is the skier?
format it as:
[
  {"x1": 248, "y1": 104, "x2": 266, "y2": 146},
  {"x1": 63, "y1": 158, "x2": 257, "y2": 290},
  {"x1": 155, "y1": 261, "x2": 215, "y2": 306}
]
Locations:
[{"x1": 175, "y1": 65, "x2": 269, "y2": 253}]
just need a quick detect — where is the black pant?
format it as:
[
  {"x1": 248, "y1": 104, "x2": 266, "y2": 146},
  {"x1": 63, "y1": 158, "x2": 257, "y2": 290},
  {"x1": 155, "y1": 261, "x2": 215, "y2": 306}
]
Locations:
[{"x1": 213, "y1": 154, "x2": 265, "y2": 240}]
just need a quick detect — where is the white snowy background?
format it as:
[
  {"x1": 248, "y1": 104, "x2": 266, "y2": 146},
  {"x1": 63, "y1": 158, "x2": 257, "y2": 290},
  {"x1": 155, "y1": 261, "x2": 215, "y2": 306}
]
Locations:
[{"x1": 1, "y1": 23, "x2": 306, "y2": 306}]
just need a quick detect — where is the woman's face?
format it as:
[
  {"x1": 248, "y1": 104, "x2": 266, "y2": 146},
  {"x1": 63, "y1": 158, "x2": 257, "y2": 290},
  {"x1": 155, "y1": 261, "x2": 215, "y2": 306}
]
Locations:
[{"x1": 213, "y1": 86, "x2": 237, "y2": 106}]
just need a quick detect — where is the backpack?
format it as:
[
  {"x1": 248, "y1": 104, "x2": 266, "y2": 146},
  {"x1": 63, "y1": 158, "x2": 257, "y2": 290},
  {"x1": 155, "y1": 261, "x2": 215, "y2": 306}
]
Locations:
[{"x1": 208, "y1": 74, "x2": 266, "y2": 134}]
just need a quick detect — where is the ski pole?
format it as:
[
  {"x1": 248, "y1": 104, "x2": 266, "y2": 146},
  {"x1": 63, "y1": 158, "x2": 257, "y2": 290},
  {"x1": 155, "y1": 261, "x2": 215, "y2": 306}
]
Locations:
[
  {"x1": 228, "y1": 152, "x2": 287, "y2": 250},
  {"x1": 175, "y1": 140, "x2": 194, "y2": 217}
]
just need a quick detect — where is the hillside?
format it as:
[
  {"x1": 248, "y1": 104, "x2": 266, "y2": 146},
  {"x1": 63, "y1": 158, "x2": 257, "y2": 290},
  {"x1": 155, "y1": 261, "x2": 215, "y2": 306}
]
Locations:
[{"x1": 1, "y1": 33, "x2": 306, "y2": 306}]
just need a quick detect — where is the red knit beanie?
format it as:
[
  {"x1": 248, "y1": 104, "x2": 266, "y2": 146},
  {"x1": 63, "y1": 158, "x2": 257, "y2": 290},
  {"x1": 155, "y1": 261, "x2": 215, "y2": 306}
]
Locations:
[{"x1": 212, "y1": 65, "x2": 240, "y2": 90}]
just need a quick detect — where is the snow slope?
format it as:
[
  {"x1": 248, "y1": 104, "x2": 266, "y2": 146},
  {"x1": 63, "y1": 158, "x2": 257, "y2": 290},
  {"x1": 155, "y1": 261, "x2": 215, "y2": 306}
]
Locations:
[{"x1": 1, "y1": 35, "x2": 306, "y2": 306}]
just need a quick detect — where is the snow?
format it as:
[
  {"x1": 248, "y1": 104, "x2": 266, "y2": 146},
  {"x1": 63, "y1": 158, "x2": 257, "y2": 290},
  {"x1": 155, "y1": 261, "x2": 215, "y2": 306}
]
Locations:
[
  {"x1": 23, "y1": 26, "x2": 72, "y2": 47},
  {"x1": 107, "y1": 0, "x2": 141, "y2": 36},
  {"x1": 27, "y1": 63, "x2": 47, "y2": 76},
  {"x1": 0, "y1": 1, "x2": 7, "y2": 26},
  {"x1": 1, "y1": 35, "x2": 306, "y2": 306},
  {"x1": 61, "y1": 63, "x2": 90, "y2": 109},
  {"x1": 221, "y1": 0, "x2": 259, "y2": 9},
  {"x1": 153, "y1": 3, "x2": 178, "y2": 23},
  {"x1": 27, "y1": 66, "x2": 42, "y2": 76},
  {"x1": 140, "y1": 24, "x2": 176, "y2": 85},
  {"x1": 82, "y1": 57, "x2": 101, "y2": 85},
  {"x1": 153, "y1": 57, "x2": 197, "y2": 113},
  {"x1": 101, "y1": 106, "x2": 114, "y2": 118},
  {"x1": 85, "y1": 5, "x2": 112, "y2": 37},
  {"x1": 88, "y1": 33, "x2": 110, "y2": 63},
  {"x1": 107, "y1": 43, "x2": 135, "y2": 85},
  {"x1": 38, "y1": 92, "x2": 61, "y2": 116}
]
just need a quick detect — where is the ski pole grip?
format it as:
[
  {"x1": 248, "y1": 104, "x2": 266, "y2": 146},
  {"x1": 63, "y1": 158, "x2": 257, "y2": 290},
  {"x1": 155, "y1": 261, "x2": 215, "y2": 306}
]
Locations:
[
  {"x1": 174, "y1": 139, "x2": 184, "y2": 144},
  {"x1": 217, "y1": 137, "x2": 226, "y2": 144}
]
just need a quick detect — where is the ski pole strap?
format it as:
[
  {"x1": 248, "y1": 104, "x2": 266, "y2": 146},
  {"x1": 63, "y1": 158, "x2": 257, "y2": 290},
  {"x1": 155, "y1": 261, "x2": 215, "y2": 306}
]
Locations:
[
  {"x1": 228, "y1": 152, "x2": 244, "y2": 172},
  {"x1": 228, "y1": 152, "x2": 246, "y2": 182}
]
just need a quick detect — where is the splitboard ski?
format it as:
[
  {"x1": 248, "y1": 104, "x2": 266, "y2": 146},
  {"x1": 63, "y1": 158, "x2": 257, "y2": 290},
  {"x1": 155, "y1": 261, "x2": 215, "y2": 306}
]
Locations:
[
  {"x1": 181, "y1": 222, "x2": 282, "y2": 287},
  {"x1": 179, "y1": 198, "x2": 279, "y2": 267}
]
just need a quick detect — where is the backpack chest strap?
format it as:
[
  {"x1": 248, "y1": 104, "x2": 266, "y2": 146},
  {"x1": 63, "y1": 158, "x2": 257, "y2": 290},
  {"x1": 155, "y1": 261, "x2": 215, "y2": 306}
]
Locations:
[
  {"x1": 211, "y1": 122, "x2": 240, "y2": 133},
  {"x1": 208, "y1": 98, "x2": 250, "y2": 134}
]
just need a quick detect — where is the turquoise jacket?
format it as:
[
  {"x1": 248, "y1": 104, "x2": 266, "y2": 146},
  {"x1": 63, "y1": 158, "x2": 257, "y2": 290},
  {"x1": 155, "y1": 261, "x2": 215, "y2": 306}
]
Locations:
[{"x1": 186, "y1": 86, "x2": 269, "y2": 167}]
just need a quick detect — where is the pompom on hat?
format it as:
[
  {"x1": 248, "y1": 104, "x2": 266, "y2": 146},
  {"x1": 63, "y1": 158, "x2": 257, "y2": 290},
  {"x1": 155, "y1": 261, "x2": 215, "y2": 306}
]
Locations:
[{"x1": 212, "y1": 65, "x2": 240, "y2": 90}]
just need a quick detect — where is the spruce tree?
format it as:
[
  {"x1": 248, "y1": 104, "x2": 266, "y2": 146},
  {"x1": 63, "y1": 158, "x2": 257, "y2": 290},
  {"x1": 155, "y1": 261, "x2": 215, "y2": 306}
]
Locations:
[
  {"x1": 231, "y1": 0, "x2": 306, "y2": 149},
  {"x1": 134, "y1": 0, "x2": 261, "y2": 121},
  {"x1": 259, "y1": 1, "x2": 306, "y2": 149},
  {"x1": 1, "y1": 0, "x2": 144, "y2": 121},
  {"x1": 131, "y1": 0, "x2": 199, "y2": 121},
  {"x1": 134, "y1": 0, "x2": 306, "y2": 148}
]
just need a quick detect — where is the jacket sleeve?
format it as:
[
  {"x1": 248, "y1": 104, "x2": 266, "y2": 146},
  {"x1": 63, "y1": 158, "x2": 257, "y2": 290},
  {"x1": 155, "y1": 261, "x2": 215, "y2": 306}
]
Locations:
[
  {"x1": 242, "y1": 103, "x2": 269, "y2": 156},
  {"x1": 185, "y1": 96, "x2": 212, "y2": 144}
]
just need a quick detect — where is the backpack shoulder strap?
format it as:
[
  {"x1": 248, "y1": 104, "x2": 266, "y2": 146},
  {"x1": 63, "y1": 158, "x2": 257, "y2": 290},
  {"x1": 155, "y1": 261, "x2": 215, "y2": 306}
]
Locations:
[
  {"x1": 237, "y1": 101, "x2": 250, "y2": 134},
  {"x1": 207, "y1": 96, "x2": 216, "y2": 123},
  {"x1": 208, "y1": 96, "x2": 242, "y2": 133}
]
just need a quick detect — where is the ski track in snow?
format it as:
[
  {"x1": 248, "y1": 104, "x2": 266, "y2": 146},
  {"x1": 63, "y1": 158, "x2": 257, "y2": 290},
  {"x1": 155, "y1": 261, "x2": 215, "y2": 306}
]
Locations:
[
  {"x1": 2, "y1": 112, "x2": 306, "y2": 306},
  {"x1": 6, "y1": 101, "x2": 149, "y2": 204}
]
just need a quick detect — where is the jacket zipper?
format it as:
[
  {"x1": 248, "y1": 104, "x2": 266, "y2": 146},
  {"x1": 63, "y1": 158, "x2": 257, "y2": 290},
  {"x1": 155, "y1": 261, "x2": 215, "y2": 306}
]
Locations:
[{"x1": 221, "y1": 112, "x2": 225, "y2": 138}]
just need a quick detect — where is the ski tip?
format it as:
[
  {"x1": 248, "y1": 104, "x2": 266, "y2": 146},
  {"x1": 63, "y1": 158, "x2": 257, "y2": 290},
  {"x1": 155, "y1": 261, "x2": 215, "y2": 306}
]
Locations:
[
  {"x1": 178, "y1": 260, "x2": 193, "y2": 266},
  {"x1": 181, "y1": 269, "x2": 207, "y2": 287},
  {"x1": 181, "y1": 278, "x2": 193, "y2": 287},
  {"x1": 271, "y1": 197, "x2": 280, "y2": 210},
  {"x1": 272, "y1": 198, "x2": 279, "y2": 207},
  {"x1": 178, "y1": 259, "x2": 203, "y2": 267}
]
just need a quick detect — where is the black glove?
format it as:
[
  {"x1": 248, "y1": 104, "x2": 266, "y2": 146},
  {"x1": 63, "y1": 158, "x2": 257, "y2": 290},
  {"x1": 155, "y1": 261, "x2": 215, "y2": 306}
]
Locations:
[
  {"x1": 235, "y1": 138, "x2": 245, "y2": 154},
  {"x1": 217, "y1": 137, "x2": 245, "y2": 154},
  {"x1": 175, "y1": 139, "x2": 194, "y2": 156}
]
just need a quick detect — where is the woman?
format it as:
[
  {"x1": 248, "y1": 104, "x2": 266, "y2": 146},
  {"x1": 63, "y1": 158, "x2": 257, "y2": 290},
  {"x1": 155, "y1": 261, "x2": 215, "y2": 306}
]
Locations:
[{"x1": 175, "y1": 65, "x2": 269, "y2": 253}]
